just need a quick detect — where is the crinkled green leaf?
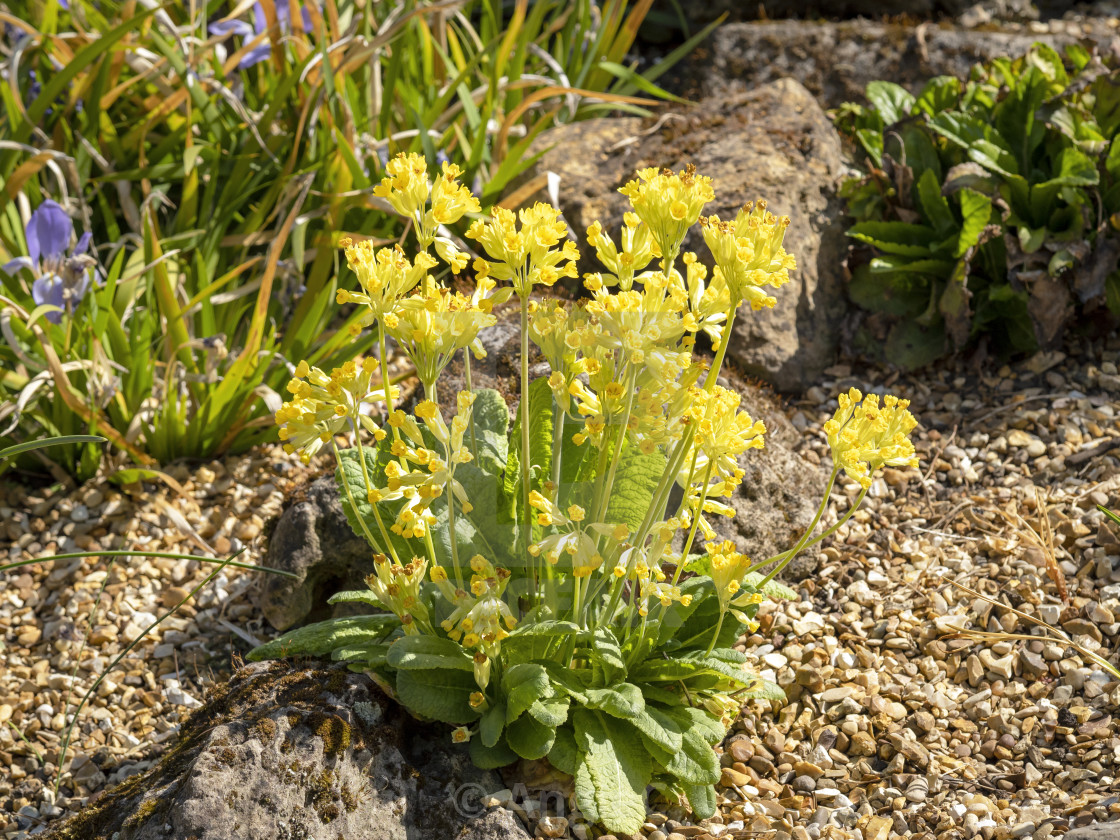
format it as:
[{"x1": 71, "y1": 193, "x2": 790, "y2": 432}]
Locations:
[
  {"x1": 469, "y1": 737, "x2": 518, "y2": 769},
  {"x1": 588, "y1": 627, "x2": 626, "y2": 685},
  {"x1": 247, "y1": 614, "x2": 399, "y2": 661},
  {"x1": 584, "y1": 683, "x2": 644, "y2": 719},
  {"x1": 529, "y1": 695, "x2": 570, "y2": 727},
  {"x1": 664, "y1": 727, "x2": 721, "y2": 785},
  {"x1": 658, "y1": 704, "x2": 726, "y2": 746},
  {"x1": 503, "y1": 663, "x2": 554, "y2": 723},
  {"x1": 481, "y1": 702, "x2": 506, "y2": 748},
  {"x1": 548, "y1": 726, "x2": 579, "y2": 776},
  {"x1": 573, "y1": 709, "x2": 650, "y2": 834},
  {"x1": 682, "y1": 782, "x2": 717, "y2": 820},
  {"x1": 395, "y1": 668, "x2": 480, "y2": 724},
  {"x1": 866, "y1": 80, "x2": 915, "y2": 124},
  {"x1": 506, "y1": 713, "x2": 556, "y2": 760},
  {"x1": 386, "y1": 634, "x2": 474, "y2": 671}
]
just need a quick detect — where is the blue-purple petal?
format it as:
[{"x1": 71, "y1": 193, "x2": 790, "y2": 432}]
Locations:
[
  {"x1": 74, "y1": 231, "x2": 92, "y2": 255},
  {"x1": 239, "y1": 42, "x2": 272, "y2": 69},
  {"x1": 26, "y1": 200, "x2": 72, "y2": 267},
  {"x1": 32, "y1": 274, "x2": 64, "y2": 324},
  {"x1": 300, "y1": 6, "x2": 313, "y2": 33},
  {"x1": 1, "y1": 256, "x2": 34, "y2": 275},
  {"x1": 209, "y1": 18, "x2": 255, "y2": 37}
]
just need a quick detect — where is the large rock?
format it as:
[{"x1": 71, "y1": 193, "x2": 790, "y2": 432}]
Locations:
[
  {"x1": 44, "y1": 661, "x2": 530, "y2": 840},
  {"x1": 258, "y1": 474, "x2": 378, "y2": 631},
  {"x1": 522, "y1": 78, "x2": 849, "y2": 392},
  {"x1": 680, "y1": 20, "x2": 1085, "y2": 109}
]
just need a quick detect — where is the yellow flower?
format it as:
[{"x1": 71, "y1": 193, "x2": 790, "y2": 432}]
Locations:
[
  {"x1": 364, "y1": 554, "x2": 430, "y2": 633},
  {"x1": 700, "y1": 201, "x2": 796, "y2": 311},
  {"x1": 431, "y1": 161, "x2": 480, "y2": 225},
  {"x1": 466, "y1": 203, "x2": 580, "y2": 297},
  {"x1": 277, "y1": 358, "x2": 392, "y2": 463},
  {"x1": 705, "y1": 540, "x2": 752, "y2": 612},
  {"x1": 387, "y1": 285, "x2": 497, "y2": 388},
  {"x1": 685, "y1": 386, "x2": 766, "y2": 484},
  {"x1": 373, "y1": 152, "x2": 431, "y2": 218},
  {"x1": 585, "y1": 213, "x2": 659, "y2": 291},
  {"x1": 339, "y1": 242, "x2": 435, "y2": 325},
  {"x1": 451, "y1": 726, "x2": 472, "y2": 743},
  {"x1": 618, "y1": 164, "x2": 714, "y2": 263},
  {"x1": 824, "y1": 388, "x2": 919, "y2": 488}
]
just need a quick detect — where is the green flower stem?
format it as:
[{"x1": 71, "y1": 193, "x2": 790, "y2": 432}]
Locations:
[
  {"x1": 519, "y1": 293, "x2": 536, "y2": 599},
  {"x1": 0, "y1": 551, "x2": 296, "y2": 578},
  {"x1": 753, "y1": 482, "x2": 869, "y2": 573},
  {"x1": 335, "y1": 439, "x2": 399, "y2": 565},
  {"x1": 705, "y1": 304, "x2": 738, "y2": 393},
  {"x1": 464, "y1": 350, "x2": 479, "y2": 461},
  {"x1": 704, "y1": 611, "x2": 726, "y2": 656},
  {"x1": 757, "y1": 467, "x2": 845, "y2": 588},
  {"x1": 594, "y1": 367, "x2": 636, "y2": 526},
  {"x1": 671, "y1": 459, "x2": 714, "y2": 588},
  {"x1": 624, "y1": 607, "x2": 651, "y2": 669}
]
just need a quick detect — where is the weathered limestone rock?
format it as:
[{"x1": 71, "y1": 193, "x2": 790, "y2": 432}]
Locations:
[
  {"x1": 683, "y1": 20, "x2": 1085, "y2": 109},
  {"x1": 522, "y1": 78, "x2": 849, "y2": 391},
  {"x1": 44, "y1": 661, "x2": 530, "y2": 840}
]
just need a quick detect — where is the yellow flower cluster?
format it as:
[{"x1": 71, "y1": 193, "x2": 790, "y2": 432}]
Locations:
[
  {"x1": 467, "y1": 204, "x2": 580, "y2": 297},
  {"x1": 373, "y1": 153, "x2": 479, "y2": 270},
  {"x1": 276, "y1": 358, "x2": 394, "y2": 463},
  {"x1": 364, "y1": 553, "x2": 430, "y2": 634},
  {"x1": 584, "y1": 213, "x2": 659, "y2": 291},
  {"x1": 825, "y1": 388, "x2": 920, "y2": 488},
  {"x1": 386, "y1": 285, "x2": 496, "y2": 388},
  {"x1": 337, "y1": 242, "x2": 434, "y2": 335},
  {"x1": 618, "y1": 164, "x2": 715, "y2": 263},
  {"x1": 700, "y1": 201, "x2": 796, "y2": 311},
  {"x1": 371, "y1": 393, "x2": 477, "y2": 539},
  {"x1": 434, "y1": 555, "x2": 517, "y2": 659},
  {"x1": 686, "y1": 386, "x2": 766, "y2": 487}
]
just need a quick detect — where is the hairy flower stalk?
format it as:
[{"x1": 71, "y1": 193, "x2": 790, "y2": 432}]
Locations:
[{"x1": 268, "y1": 153, "x2": 921, "y2": 834}]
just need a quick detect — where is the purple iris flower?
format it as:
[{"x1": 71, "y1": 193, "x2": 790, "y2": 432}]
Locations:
[
  {"x1": 1, "y1": 200, "x2": 96, "y2": 324},
  {"x1": 209, "y1": 2, "x2": 314, "y2": 69}
]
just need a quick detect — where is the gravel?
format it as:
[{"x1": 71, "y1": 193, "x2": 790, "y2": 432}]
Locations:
[{"x1": 4, "y1": 330, "x2": 1120, "y2": 839}]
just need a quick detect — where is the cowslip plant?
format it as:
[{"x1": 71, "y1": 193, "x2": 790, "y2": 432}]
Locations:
[
  {"x1": 835, "y1": 42, "x2": 1120, "y2": 369},
  {"x1": 250, "y1": 155, "x2": 921, "y2": 833}
]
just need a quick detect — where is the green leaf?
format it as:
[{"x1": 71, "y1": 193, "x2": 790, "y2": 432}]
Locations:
[
  {"x1": 529, "y1": 695, "x2": 570, "y2": 728},
  {"x1": 0, "y1": 436, "x2": 106, "y2": 462},
  {"x1": 659, "y1": 704, "x2": 727, "y2": 746},
  {"x1": 915, "y1": 76, "x2": 961, "y2": 116},
  {"x1": 503, "y1": 663, "x2": 553, "y2": 723},
  {"x1": 682, "y1": 782, "x2": 717, "y2": 820},
  {"x1": 548, "y1": 726, "x2": 580, "y2": 776},
  {"x1": 956, "y1": 188, "x2": 992, "y2": 257},
  {"x1": 396, "y1": 669, "x2": 480, "y2": 724},
  {"x1": 469, "y1": 737, "x2": 519, "y2": 769},
  {"x1": 629, "y1": 706, "x2": 683, "y2": 754},
  {"x1": 247, "y1": 615, "x2": 400, "y2": 661},
  {"x1": 506, "y1": 714, "x2": 556, "y2": 760},
  {"x1": 847, "y1": 221, "x2": 939, "y2": 257},
  {"x1": 866, "y1": 80, "x2": 915, "y2": 124},
  {"x1": 573, "y1": 710, "x2": 651, "y2": 834},
  {"x1": 601, "y1": 442, "x2": 666, "y2": 533},
  {"x1": 869, "y1": 256, "x2": 955, "y2": 277},
  {"x1": 885, "y1": 319, "x2": 947, "y2": 370},
  {"x1": 584, "y1": 683, "x2": 645, "y2": 719},
  {"x1": 664, "y1": 728, "x2": 721, "y2": 785},
  {"x1": 326, "y1": 590, "x2": 383, "y2": 607},
  {"x1": 847, "y1": 263, "x2": 930, "y2": 318},
  {"x1": 481, "y1": 702, "x2": 506, "y2": 748},
  {"x1": 742, "y1": 572, "x2": 797, "y2": 600},
  {"x1": 736, "y1": 678, "x2": 787, "y2": 703},
  {"x1": 588, "y1": 627, "x2": 626, "y2": 685},
  {"x1": 386, "y1": 635, "x2": 475, "y2": 671},
  {"x1": 1040, "y1": 146, "x2": 1100, "y2": 188},
  {"x1": 915, "y1": 169, "x2": 955, "y2": 237},
  {"x1": 505, "y1": 376, "x2": 553, "y2": 502}
]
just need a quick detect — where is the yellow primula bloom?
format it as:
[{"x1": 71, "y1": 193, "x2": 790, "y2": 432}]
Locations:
[
  {"x1": 364, "y1": 553, "x2": 430, "y2": 633},
  {"x1": 466, "y1": 203, "x2": 580, "y2": 297},
  {"x1": 585, "y1": 213, "x2": 659, "y2": 291},
  {"x1": 440, "y1": 563, "x2": 516, "y2": 658},
  {"x1": 373, "y1": 152, "x2": 430, "y2": 218},
  {"x1": 705, "y1": 540, "x2": 752, "y2": 612},
  {"x1": 277, "y1": 358, "x2": 393, "y2": 463},
  {"x1": 685, "y1": 386, "x2": 766, "y2": 482},
  {"x1": 700, "y1": 201, "x2": 796, "y2": 311},
  {"x1": 430, "y1": 161, "x2": 480, "y2": 226},
  {"x1": 387, "y1": 285, "x2": 497, "y2": 388},
  {"x1": 824, "y1": 388, "x2": 919, "y2": 488},
  {"x1": 618, "y1": 164, "x2": 714, "y2": 263},
  {"x1": 339, "y1": 242, "x2": 435, "y2": 324}
]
